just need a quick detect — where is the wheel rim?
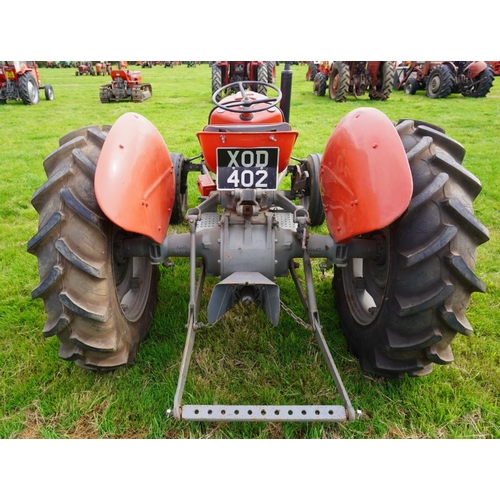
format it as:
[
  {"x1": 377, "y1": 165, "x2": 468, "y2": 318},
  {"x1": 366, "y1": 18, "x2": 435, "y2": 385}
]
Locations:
[
  {"x1": 113, "y1": 230, "x2": 153, "y2": 322},
  {"x1": 331, "y1": 73, "x2": 339, "y2": 96},
  {"x1": 428, "y1": 74, "x2": 441, "y2": 95},
  {"x1": 28, "y1": 79, "x2": 37, "y2": 101},
  {"x1": 342, "y1": 231, "x2": 389, "y2": 325}
]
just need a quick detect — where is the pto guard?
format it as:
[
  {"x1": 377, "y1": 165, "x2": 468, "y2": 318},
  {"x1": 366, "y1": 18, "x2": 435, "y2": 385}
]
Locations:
[
  {"x1": 320, "y1": 107, "x2": 413, "y2": 243},
  {"x1": 95, "y1": 112, "x2": 175, "y2": 244}
]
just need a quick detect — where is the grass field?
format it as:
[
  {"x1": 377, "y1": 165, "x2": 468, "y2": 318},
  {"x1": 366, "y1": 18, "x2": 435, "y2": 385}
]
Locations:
[{"x1": 1, "y1": 63, "x2": 499, "y2": 442}]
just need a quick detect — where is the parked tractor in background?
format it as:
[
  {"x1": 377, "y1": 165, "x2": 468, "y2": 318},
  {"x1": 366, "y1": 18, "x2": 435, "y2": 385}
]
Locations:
[
  {"x1": 394, "y1": 61, "x2": 494, "y2": 98},
  {"x1": 99, "y1": 67, "x2": 152, "y2": 103},
  {"x1": 211, "y1": 61, "x2": 273, "y2": 100},
  {"x1": 313, "y1": 61, "x2": 395, "y2": 101},
  {"x1": 76, "y1": 62, "x2": 95, "y2": 76},
  {"x1": 95, "y1": 62, "x2": 112, "y2": 76},
  {"x1": 311, "y1": 62, "x2": 332, "y2": 95},
  {"x1": 28, "y1": 64, "x2": 489, "y2": 424},
  {"x1": 0, "y1": 61, "x2": 54, "y2": 105}
]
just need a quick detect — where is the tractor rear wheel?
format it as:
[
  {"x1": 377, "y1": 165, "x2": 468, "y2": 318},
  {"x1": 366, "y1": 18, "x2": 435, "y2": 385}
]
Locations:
[
  {"x1": 333, "y1": 119, "x2": 489, "y2": 377},
  {"x1": 19, "y1": 73, "x2": 40, "y2": 104},
  {"x1": 461, "y1": 65, "x2": 494, "y2": 97},
  {"x1": 267, "y1": 61, "x2": 276, "y2": 83},
  {"x1": 313, "y1": 72, "x2": 327, "y2": 96},
  {"x1": 328, "y1": 61, "x2": 350, "y2": 102},
  {"x1": 426, "y1": 65, "x2": 454, "y2": 98},
  {"x1": 369, "y1": 61, "x2": 395, "y2": 100},
  {"x1": 212, "y1": 64, "x2": 223, "y2": 100},
  {"x1": 27, "y1": 126, "x2": 159, "y2": 370},
  {"x1": 256, "y1": 65, "x2": 268, "y2": 95}
]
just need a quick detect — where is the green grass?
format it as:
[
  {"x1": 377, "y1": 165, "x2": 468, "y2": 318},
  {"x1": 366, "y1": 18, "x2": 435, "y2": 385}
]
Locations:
[{"x1": 1, "y1": 63, "x2": 499, "y2": 439}]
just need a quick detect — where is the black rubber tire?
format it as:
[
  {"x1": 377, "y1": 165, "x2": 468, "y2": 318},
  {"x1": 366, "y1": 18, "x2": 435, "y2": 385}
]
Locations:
[
  {"x1": 306, "y1": 62, "x2": 317, "y2": 81},
  {"x1": 313, "y1": 72, "x2": 327, "y2": 96},
  {"x1": 267, "y1": 61, "x2": 276, "y2": 83},
  {"x1": 27, "y1": 126, "x2": 159, "y2": 371},
  {"x1": 461, "y1": 65, "x2": 495, "y2": 98},
  {"x1": 212, "y1": 64, "x2": 223, "y2": 101},
  {"x1": 333, "y1": 119, "x2": 489, "y2": 378},
  {"x1": 18, "y1": 73, "x2": 40, "y2": 104},
  {"x1": 404, "y1": 77, "x2": 419, "y2": 95},
  {"x1": 302, "y1": 154, "x2": 325, "y2": 227},
  {"x1": 44, "y1": 84, "x2": 54, "y2": 101},
  {"x1": 369, "y1": 61, "x2": 395, "y2": 100},
  {"x1": 328, "y1": 61, "x2": 350, "y2": 102},
  {"x1": 426, "y1": 65, "x2": 454, "y2": 98},
  {"x1": 169, "y1": 153, "x2": 187, "y2": 224},
  {"x1": 256, "y1": 65, "x2": 268, "y2": 95}
]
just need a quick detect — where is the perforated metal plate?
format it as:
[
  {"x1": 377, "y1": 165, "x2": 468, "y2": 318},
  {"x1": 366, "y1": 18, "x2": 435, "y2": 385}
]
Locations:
[{"x1": 181, "y1": 405, "x2": 347, "y2": 422}]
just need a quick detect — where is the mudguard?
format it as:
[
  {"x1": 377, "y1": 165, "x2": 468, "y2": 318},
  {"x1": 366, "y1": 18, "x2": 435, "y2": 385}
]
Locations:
[
  {"x1": 95, "y1": 112, "x2": 175, "y2": 244},
  {"x1": 465, "y1": 61, "x2": 487, "y2": 79},
  {"x1": 320, "y1": 107, "x2": 413, "y2": 243}
]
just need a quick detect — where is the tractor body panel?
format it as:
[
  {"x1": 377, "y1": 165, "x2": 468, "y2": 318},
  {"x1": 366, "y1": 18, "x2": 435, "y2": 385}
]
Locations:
[
  {"x1": 197, "y1": 130, "x2": 298, "y2": 174},
  {"x1": 95, "y1": 112, "x2": 175, "y2": 243},
  {"x1": 320, "y1": 107, "x2": 412, "y2": 243}
]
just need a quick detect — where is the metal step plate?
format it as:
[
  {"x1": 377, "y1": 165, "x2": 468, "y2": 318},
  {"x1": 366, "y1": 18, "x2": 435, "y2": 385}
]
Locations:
[{"x1": 181, "y1": 404, "x2": 347, "y2": 422}]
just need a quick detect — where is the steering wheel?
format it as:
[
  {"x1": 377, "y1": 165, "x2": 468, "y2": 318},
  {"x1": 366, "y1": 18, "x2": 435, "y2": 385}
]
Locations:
[{"x1": 212, "y1": 80, "x2": 282, "y2": 113}]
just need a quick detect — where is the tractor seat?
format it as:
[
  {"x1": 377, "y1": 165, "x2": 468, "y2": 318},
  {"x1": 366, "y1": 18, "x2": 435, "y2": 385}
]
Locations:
[{"x1": 203, "y1": 122, "x2": 292, "y2": 133}]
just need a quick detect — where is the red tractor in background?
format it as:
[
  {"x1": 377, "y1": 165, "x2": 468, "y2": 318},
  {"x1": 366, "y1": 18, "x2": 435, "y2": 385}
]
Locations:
[
  {"x1": 313, "y1": 61, "x2": 395, "y2": 101},
  {"x1": 95, "y1": 62, "x2": 112, "y2": 76},
  {"x1": 307, "y1": 61, "x2": 330, "y2": 82},
  {"x1": 394, "y1": 61, "x2": 495, "y2": 98},
  {"x1": 76, "y1": 62, "x2": 95, "y2": 76},
  {"x1": 0, "y1": 61, "x2": 54, "y2": 105},
  {"x1": 99, "y1": 67, "x2": 152, "y2": 103},
  {"x1": 211, "y1": 61, "x2": 275, "y2": 100},
  {"x1": 28, "y1": 63, "x2": 489, "y2": 423}
]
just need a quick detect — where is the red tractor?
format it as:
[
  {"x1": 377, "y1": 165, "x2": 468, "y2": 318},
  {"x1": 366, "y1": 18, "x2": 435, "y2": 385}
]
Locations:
[
  {"x1": 28, "y1": 66, "x2": 489, "y2": 423},
  {"x1": 0, "y1": 61, "x2": 54, "y2": 105},
  {"x1": 99, "y1": 68, "x2": 152, "y2": 103},
  {"x1": 211, "y1": 61, "x2": 273, "y2": 100},
  {"x1": 95, "y1": 62, "x2": 112, "y2": 76},
  {"x1": 75, "y1": 62, "x2": 95, "y2": 76},
  {"x1": 394, "y1": 61, "x2": 495, "y2": 98},
  {"x1": 313, "y1": 61, "x2": 395, "y2": 101}
]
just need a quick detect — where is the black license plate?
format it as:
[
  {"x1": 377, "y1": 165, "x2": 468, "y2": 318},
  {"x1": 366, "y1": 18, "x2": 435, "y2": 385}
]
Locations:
[{"x1": 216, "y1": 147, "x2": 279, "y2": 190}]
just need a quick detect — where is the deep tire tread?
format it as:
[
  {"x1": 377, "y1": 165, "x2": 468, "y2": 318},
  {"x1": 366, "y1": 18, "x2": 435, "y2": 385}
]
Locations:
[
  {"x1": 334, "y1": 118, "x2": 489, "y2": 377},
  {"x1": 29, "y1": 126, "x2": 158, "y2": 370}
]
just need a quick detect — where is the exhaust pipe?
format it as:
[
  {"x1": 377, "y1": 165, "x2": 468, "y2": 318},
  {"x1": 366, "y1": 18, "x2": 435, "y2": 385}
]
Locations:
[{"x1": 280, "y1": 62, "x2": 293, "y2": 123}]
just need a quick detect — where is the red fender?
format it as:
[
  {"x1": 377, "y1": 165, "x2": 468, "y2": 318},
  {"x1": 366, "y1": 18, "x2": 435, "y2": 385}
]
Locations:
[
  {"x1": 95, "y1": 112, "x2": 175, "y2": 244},
  {"x1": 320, "y1": 107, "x2": 413, "y2": 243},
  {"x1": 465, "y1": 61, "x2": 487, "y2": 79}
]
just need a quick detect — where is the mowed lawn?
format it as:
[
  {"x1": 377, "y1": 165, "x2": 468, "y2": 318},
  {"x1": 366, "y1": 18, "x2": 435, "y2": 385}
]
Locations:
[{"x1": 0, "y1": 63, "x2": 499, "y2": 443}]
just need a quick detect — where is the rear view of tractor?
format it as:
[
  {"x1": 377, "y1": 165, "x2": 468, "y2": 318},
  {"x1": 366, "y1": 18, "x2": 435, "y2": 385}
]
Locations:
[
  {"x1": 314, "y1": 61, "x2": 395, "y2": 101},
  {"x1": 0, "y1": 61, "x2": 54, "y2": 105},
  {"x1": 99, "y1": 68, "x2": 152, "y2": 103},
  {"x1": 426, "y1": 61, "x2": 494, "y2": 98},
  {"x1": 395, "y1": 61, "x2": 494, "y2": 98},
  {"x1": 211, "y1": 61, "x2": 272, "y2": 100},
  {"x1": 95, "y1": 62, "x2": 111, "y2": 76},
  {"x1": 75, "y1": 62, "x2": 95, "y2": 76},
  {"x1": 28, "y1": 65, "x2": 489, "y2": 424}
]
